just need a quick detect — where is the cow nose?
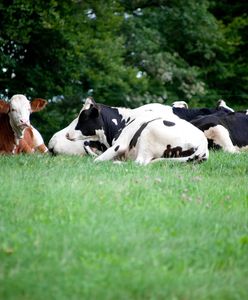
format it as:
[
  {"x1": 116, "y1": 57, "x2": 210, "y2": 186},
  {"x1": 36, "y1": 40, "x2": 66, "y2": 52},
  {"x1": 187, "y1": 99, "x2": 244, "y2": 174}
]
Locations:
[
  {"x1": 20, "y1": 119, "x2": 29, "y2": 126},
  {"x1": 66, "y1": 132, "x2": 74, "y2": 141}
]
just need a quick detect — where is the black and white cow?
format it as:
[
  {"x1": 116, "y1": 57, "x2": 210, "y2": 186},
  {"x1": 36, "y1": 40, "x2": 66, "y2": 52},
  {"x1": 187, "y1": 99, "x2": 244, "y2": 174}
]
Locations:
[
  {"x1": 172, "y1": 100, "x2": 248, "y2": 152},
  {"x1": 190, "y1": 111, "x2": 248, "y2": 152},
  {"x1": 48, "y1": 98, "x2": 175, "y2": 155},
  {"x1": 58, "y1": 97, "x2": 173, "y2": 153},
  {"x1": 171, "y1": 100, "x2": 233, "y2": 122},
  {"x1": 67, "y1": 97, "x2": 208, "y2": 164},
  {"x1": 49, "y1": 97, "x2": 235, "y2": 155}
]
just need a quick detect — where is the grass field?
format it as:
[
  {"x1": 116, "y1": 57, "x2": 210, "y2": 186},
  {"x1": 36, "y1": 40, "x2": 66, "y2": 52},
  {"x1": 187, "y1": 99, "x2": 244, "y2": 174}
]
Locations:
[{"x1": 0, "y1": 151, "x2": 248, "y2": 300}]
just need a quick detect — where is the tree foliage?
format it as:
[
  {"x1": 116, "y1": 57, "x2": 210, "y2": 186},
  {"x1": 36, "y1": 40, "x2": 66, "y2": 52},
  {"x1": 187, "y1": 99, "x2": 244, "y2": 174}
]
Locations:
[{"x1": 0, "y1": 0, "x2": 247, "y2": 141}]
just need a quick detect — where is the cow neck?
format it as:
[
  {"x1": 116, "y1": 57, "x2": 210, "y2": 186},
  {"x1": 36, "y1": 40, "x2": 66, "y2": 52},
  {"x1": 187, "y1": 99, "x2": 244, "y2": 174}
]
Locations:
[{"x1": 99, "y1": 105, "x2": 132, "y2": 146}]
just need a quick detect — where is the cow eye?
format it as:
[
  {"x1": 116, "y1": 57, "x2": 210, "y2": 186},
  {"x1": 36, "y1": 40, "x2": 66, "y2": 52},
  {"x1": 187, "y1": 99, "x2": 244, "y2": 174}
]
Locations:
[{"x1": 11, "y1": 108, "x2": 16, "y2": 112}]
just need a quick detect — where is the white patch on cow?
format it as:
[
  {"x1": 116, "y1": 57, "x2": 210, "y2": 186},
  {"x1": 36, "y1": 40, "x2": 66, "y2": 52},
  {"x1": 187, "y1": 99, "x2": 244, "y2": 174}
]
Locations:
[
  {"x1": 112, "y1": 118, "x2": 118, "y2": 126},
  {"x1": 8, "y1": 94, "x2": 32, "y2": 139},
  {"x1": 217, "y1": 99, "x2": 234, "y2": 112},
  {"x1": 31, "y1": 126, "x2": 48, "y2": 152},
  {"x1": 48, "y1": 118, "x2": 86, "y2": 155},
  {"x1": 113, "y1": 103, "x2": 174, "y2": 121},
  {"x1": 204, "y1": 125, "x2": 238, "y2": 153}
]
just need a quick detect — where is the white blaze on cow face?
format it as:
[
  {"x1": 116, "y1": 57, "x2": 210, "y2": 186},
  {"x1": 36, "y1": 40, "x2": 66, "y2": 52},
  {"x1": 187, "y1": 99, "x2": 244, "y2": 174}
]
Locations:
[
  {"x1": 8, "y1": 95, "x2": 32, "y2": 137},
  {"x1": 6, "y1": 94, "x2": 47, "y2": 140},
  {"x1": 0, "y1": 94, "x2": 47, "y2": 153}
]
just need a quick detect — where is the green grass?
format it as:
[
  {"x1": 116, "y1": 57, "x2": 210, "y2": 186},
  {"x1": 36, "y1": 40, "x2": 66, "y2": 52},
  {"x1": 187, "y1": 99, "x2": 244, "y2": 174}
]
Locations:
[{"x1": 0, "y1": 152, "x2": 248, "y2": 300}]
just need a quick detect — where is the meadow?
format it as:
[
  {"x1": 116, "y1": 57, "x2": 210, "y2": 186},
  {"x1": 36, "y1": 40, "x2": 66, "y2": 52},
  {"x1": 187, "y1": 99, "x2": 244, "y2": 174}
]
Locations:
[{"x1": 0, "y1": 151, "x2": 248, "y2": 300}]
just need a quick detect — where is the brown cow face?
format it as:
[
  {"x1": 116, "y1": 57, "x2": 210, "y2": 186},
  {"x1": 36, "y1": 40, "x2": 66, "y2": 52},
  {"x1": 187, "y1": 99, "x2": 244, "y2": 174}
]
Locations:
[{"x1": 0, "y1": 94, "x2": 47, "y2": 138}]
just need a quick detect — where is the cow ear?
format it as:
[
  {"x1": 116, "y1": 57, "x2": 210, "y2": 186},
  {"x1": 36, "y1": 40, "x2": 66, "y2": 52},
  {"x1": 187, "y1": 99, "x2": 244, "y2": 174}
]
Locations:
[
  {"x1": 89, "y1": 105, "x2": 99, "y2": 118},
  {"x1": 0, "y1": 100, "x2": 10, "y2": 114},
  {"x1": 31, "y1": 98, "x2": 47, "y2": 112},
  {"x1": 83, "y1": 97, "x2": 97, "y2": 110}
]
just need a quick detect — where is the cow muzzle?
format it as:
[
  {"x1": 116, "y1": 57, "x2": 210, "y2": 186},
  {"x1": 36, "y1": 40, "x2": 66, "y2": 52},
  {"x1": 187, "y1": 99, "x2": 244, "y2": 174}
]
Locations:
[
  {"x1": 18, "y1": 122, "x2": 30, "y2": 130},
  {"x1": 66, "y1": 130, "x2": 83, "y2": 141}
]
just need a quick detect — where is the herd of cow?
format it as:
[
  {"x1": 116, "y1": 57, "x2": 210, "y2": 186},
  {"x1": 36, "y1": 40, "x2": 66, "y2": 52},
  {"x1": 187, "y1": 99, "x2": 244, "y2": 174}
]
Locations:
[{"x1": 0, "y1": 94, "x2": 247, "y2": 164}]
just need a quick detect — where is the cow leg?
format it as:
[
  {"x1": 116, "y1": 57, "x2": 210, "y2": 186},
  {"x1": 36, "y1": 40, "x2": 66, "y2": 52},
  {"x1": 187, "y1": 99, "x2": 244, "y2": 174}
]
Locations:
[
  {"x1": 204, "y1": 125, "x2": 238, "y2": 153},
  {"x1": 94, "y1": 144, "x2": 126, "y2": 161},
  {"x1": 18, "y1": 139, "x2": 34, "y2": 153},
  {"x1": 95, "y1": 118, "x2": 147, "y2": 162},
  {"x1": 31, "y1": 126, "x2": 48, "y2": 153},
  {"x1": 36, "y1": 144, "x2": 48, "y2": 153},
  {"x1": 94, "y1": 131, "x2": 134, "y2": 162}
]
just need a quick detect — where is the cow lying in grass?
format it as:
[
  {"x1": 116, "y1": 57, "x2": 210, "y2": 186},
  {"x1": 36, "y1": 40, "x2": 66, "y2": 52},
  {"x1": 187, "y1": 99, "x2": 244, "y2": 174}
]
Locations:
[
  {"x1": 0, "y1": 94, "x2": 48, "y2": 154},
  {"x1": 190, "y1": 111, "x2": 248, "y2": 152},
  {"x1": 48, "y1": 98, "x2": 173, "y2": 155},
  {"x1": 173, "y1": 100, "x2": 248, "y2": 152},
  {"x1": 66, "y1": 97, "x2": 208, "y2": 164},
  {"x1": 48, "y1": 117, "x2": 88, "y2": 155},
  {"x1": 49, "y1": 97, "x2": 242, "y2": 156}
]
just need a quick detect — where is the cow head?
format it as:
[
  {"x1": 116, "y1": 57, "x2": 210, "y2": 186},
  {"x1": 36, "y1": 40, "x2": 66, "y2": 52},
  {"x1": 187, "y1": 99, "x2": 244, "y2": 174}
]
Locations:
[
  {"x1": 67, "y1": 97, "x2": 107, "y2": 144},
  {"x1": 0, "y1": 94, "x2": 47, "y2": 139},
  {"x1": 172, "y1": 101, "x2": 188, "y2": 109}
]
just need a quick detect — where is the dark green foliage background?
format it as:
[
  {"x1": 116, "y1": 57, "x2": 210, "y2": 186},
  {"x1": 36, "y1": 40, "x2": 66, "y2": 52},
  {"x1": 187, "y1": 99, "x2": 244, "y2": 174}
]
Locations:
[{"x1": 0, "y1": 0, "x2": 247, "y2": 141}]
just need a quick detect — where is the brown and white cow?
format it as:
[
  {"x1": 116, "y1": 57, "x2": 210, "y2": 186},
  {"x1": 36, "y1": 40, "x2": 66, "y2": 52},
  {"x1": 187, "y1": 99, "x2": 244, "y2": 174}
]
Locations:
[{"x1": 0, "y1": 94, "x2": 48, "y2": 154}]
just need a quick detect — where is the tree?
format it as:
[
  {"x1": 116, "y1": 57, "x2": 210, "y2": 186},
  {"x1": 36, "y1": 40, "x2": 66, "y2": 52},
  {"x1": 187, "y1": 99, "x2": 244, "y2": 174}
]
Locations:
[
  {"x1": 0, "y1": 0, "x2": 147, "y2": 141},
  {"x1": 209, "y1": 0, "x2": 248, "y2": 106},
  {"x1": 0, "y1": 0, "x2": 247, "y2": 141},
  {"x1": 122, "y1": 0, "x2": 234, "y2": 106}
]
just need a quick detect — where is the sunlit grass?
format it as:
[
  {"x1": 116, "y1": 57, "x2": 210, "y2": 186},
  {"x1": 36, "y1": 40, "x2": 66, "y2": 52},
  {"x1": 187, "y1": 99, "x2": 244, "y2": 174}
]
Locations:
[{"x1": 0, "y1": 152, "x2": 248, "y2": 299}]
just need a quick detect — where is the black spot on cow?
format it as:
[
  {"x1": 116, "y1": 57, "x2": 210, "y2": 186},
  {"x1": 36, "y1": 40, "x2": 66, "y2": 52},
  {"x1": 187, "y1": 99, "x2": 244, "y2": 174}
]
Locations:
[
  {"x1": 207, "y1": 139, "x2": 222, "y2": 150},
  {"x1": 91, "y1": 141, "x2": 107, "y2": 152},
  {"x1": 129, "y1": 118, "x2": 160, "y2": 150},
  {"x1": 163, "y1": 145, "x2": 196, "y2": 158},
  {"x1": 163, "y1": 120, "x2": 175, "y2": 127},
  {"x1": 187, "y1": 155, "x2": 199, "y2": 162}
]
